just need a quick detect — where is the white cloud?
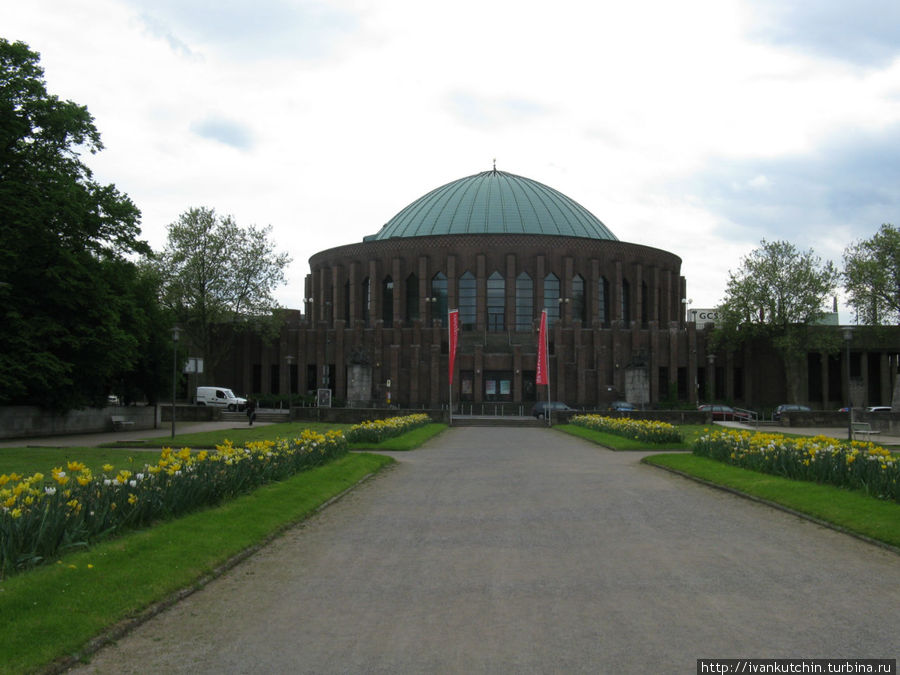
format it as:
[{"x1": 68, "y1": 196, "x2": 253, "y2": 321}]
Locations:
[{"x1": 4, "y1": 0, "x2": 900, "y2": 319}]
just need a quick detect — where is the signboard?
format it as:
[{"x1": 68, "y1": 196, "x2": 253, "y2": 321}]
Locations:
[
  {"x1": 689, "y1": 309, "x2": 719, "y2": 327},
  {"x1": 183, "y1": 357, "x2": 204, "y2": 374}
]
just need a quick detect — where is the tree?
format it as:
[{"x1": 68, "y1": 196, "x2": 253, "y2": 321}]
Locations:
[
  {"x1": 843, "y1": 223, "x2": 900, "y2": 325},
  {"x1": 153, "y1": 207, "x2": 291, "y2": 379},
  {"x1": 714, "y1": 240, "x2": 840, "y2": 403},
  {"x1": 0, "y1": 39, "x2": 163, "y2": 410}
]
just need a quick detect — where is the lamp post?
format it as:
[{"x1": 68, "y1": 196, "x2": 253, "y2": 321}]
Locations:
[
  {"x1": 171, "y1": 326, "x2": 180, "y2": 439},
  {"x1": 682, "y1": 297, "x2": 693, "y2": 323},
  {"x1": 843, "y1": 327, "x2": 853, "y2": 441}
]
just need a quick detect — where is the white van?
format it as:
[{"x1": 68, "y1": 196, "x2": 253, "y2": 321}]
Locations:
[{"x1": 195, "y1": 386, "x2": 247, "y2": 411}]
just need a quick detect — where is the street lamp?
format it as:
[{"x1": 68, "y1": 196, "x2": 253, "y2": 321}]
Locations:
[
  {"x1": 843, "y1": 327, "x2": 853, "y2": 441},
  {"x1": 682, "y1": 297, "x2": 693, "y2": 323},
  {"x1": 171, "y1": 326, "x2": 180, "y2": 439}
]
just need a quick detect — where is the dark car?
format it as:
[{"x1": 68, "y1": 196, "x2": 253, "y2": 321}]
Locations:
[
  {"x1": 531, "y1": 401, "x2": 575, "y2": 419},
  {"x1": 698, "y1": 404, "x2": 751, "y2": 422},
  {"x1": 608, "y1": 401, "x2": 635, "y2": 412},
  {"x1": 773, "y1": 404, "x2": 811, "y2": 421}
]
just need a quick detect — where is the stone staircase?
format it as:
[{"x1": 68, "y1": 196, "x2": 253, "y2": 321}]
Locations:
[{"x1": 451, "y1": 415, "x2": 546, "y2": 428}]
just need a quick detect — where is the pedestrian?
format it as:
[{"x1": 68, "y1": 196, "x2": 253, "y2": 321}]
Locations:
[{"x1": 247, "y1": 398, "x2": 256, "y2": 426}]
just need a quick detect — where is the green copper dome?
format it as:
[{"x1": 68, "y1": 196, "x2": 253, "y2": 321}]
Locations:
[{"x1": 364, "y1": 169, "x2": 617, "y2": 241}]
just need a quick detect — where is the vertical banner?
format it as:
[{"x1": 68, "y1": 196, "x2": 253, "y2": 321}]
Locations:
[
  {"x1": 448, "y1": 309, "x2": 460, "y2": 384},
  {"x1": 536, "y1": 309, "x2": 548, "y2": 385},
  {"x1": 448, "y1": 309, "x2": 459, "y2": 425}
]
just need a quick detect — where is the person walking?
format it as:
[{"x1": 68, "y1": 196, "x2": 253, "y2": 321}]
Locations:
[{"x1": 246, "y1": 398, "x2": 256, "y2": 426}]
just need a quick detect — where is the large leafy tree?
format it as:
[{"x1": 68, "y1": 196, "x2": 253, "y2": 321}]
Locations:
[
  {"x1": 0, "y1": 39, "x2": 160, "y2": 410},
  {"x1": 154, "y1": 207, "x2": 291, "y2": 378},
  {"x1": 843, "y1": 223, "x2": 900, "y2": 325},
  {"x1": 714, "y1": 240, "x2": 841, "y2": 403}
]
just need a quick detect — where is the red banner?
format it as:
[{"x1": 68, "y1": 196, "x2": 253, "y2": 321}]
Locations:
[
  {"x1": 448, "y1": 309, "x2": 460, "y2": 384},
  {"x1": 536, "y1": 309, "x2": 548, "y2": 385}
]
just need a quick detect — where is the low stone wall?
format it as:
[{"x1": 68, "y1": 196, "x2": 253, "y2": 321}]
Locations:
[{"x1": 0, "y1": 405, "x2": 160, "y2": 440}]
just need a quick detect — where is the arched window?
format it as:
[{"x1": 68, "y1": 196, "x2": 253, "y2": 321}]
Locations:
[
  {"x1": 431, "y1": 272, "x2": 448, "y2": 327},
  {"x1": 406, "y1": 273, "x2": 419, "y2": 321},
  {"x1": 361, "y1": 277, "x2": 371, "y2": 326},
  {"x1": 621, "y1": 279, "x2": 631, "y2": 325},
  {"x1": 382, "y1": 276, "x2": 394, "y2": 324},
  {"x1": 572, "y1": 274, "x2": 585, "y2": 323},
  {"x1": 459, "y1": 271, "x2": 476, "y2": 329},
  {"x1": 544, "y1": 273, "x2": 560, "y2": 326},
  {"x1": 598, "y1": 277, "x2": 608, "y2": 324},
  {"x1": 515, "y1": 272, "x2": 533, "y2": 331},
  {"x1": 487, "y1": 271, "x2": 505, "y2": 331}
]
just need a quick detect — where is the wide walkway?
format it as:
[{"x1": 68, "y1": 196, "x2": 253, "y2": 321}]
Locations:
[{"x1": 68, "y1": 426, "x2": 899, "y2": 673}]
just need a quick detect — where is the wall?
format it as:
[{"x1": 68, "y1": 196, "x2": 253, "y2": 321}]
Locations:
[{"x1": 0, "y1": 405, "x2": 159, "y2": 440}]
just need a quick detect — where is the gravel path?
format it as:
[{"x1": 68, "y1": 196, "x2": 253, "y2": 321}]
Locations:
[{"x1": 69, "y1": 427, "x2": 900, "y2": 673}]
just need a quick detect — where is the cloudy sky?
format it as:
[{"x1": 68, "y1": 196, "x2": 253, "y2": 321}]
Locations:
[{"x1": 7, "y1": 0, "x2": 900, "y2": 319}]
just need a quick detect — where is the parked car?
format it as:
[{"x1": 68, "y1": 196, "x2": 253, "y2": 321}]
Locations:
[
  {"x1": 698, "y1": 404, "x2": 751, "y2": 422},
  {"x1": 866, "y1": 406, "x2": 892, "y2": 413},
  {"x1": 531, "y1": 401, "x2": 575, "y2": 419},
  {"x1": 608, "y1": 401, "x2": 635, "y2": 412},
  {"x1": 773, "y1": 404, "x2": 811, "y2": 421}
]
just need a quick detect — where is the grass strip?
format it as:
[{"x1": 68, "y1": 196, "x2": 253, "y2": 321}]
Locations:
[
  {"x1": 0, "y1": 452, "x2": 394, "y2": 675},
  {"x1": 99, "y1": 421, "x2": 353, "y2": 449},
  {"x1": 349, "y1": 423, "x2": 447, "y2": 451},
  {"x1": 554, "y1": 423, "x2": 691, "y2": 451},
  {"x1": 643, "y1": 453, "x2": 900, "y2": 551}
]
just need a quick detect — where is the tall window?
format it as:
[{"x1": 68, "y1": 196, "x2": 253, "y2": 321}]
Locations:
[
  {"x1": 598, "y1": 277, "x2": 609, "y2": 324},
  {"x1": 382, "y1": 276, "x2": 394, "y2": 324},
  {"x1": 487, "y1": 271, "x2": 505, "y2": 331},
  {"x1": 406, "y1": 273, "x2": 419, "y2": 321},
  {"x1": 515, "y1": 272, "x2": 533, "y2": 331},
  {"x1": 431, "y1": 272, "x2": 448, "y2": 327},
  {"x1": 361, "y1": 277, "x2": 370, "y2": 326},
  {"x1": 621, "y1": 279, "x2": 631, "y2": 325},
  {"x1": 544, "y1": 273, "x2": 560, "y2": 326},
  {"x1": 343, "y1": 281, "x2": 350, "y2": 323},
  {"x1": 572, "y1": 274, "x2": 585, "y2": 323},
  {"x1": 641, "y1": 281, "x2": 649, "y2": 325},
  {"x1": 459, "y1": 271, "x2": 476, "y2": 329}
]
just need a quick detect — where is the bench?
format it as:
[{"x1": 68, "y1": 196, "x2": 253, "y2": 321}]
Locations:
[
  {"x1": 851, "y1": 422, "x2": 881, "y2": 440},
  {"x1": 111, "y1": 415, "x2": 135, "y2": 431}
]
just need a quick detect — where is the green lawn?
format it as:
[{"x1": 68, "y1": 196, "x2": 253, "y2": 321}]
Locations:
[
  {"x1": 643, "y1": 453, "x2": 900, "y2": 550},
  {"x1": 0, "y1": 452, "x2": 395, "y2": 675},
  {"x1": 101, "y1": 421, "x2": 353, "y2": 449}
]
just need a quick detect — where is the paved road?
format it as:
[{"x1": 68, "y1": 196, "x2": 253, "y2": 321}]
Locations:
[{"x1": 70, "y1": 427, "x2": 900, "y2": 674}]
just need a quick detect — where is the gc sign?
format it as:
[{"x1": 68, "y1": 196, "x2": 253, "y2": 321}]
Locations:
[{"x1": 690, "y1": 309, "x2": 719, "y2": 326}]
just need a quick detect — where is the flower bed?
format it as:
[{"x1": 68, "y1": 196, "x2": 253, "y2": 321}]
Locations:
[
  {"x1": 694, "y1": 428, "x2": 900, "y2": 502},
  {"x1": 345, "y1": 413, "x2": 431, "y2": 444},
  {"x1": 0, "y1": 428, "x2": 347, "y2": 578},
  {"x1": 570, "y1": 415, "x2": 683, "y2": 444}
]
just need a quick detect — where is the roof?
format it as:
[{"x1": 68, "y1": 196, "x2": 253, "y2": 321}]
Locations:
[{"x1": 364, "y1": 169, "x2": 617, "y2": 241}]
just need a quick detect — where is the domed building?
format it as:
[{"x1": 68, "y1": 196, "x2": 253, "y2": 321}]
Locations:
[{"x1": 287, "y1": 167, "x2": 700, "y2": 410}]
